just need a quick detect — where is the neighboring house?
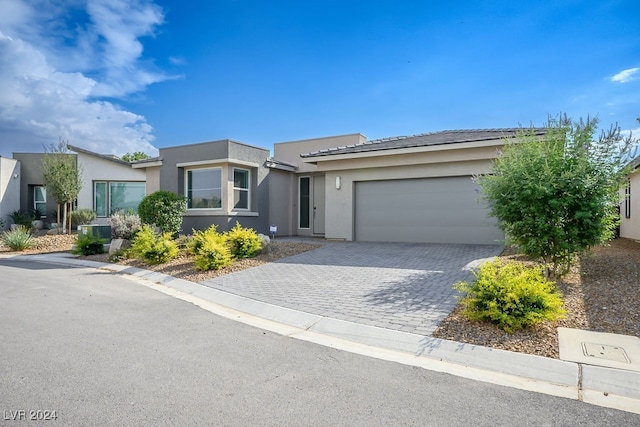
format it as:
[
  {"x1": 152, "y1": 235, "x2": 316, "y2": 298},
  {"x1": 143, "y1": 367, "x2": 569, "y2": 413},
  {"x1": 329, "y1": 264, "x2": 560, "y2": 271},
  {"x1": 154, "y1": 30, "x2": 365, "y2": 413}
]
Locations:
[
  {"x1": 0, "y1": 156, "x2": 21, "y2": 227},
  {"x1": 12, "y1": 146, "x2": 146, "y2": 225},
  {"x1": 135, "y1": 129, "x2": 544, "y2": 245},
  {"x1": 620, "y1": 156, "x2": 640, "y2": 241}
]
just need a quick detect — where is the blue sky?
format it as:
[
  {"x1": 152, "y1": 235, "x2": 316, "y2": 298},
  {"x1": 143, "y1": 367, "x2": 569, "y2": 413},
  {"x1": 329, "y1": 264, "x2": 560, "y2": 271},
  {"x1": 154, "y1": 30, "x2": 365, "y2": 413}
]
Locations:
[{"x1": 0, "y1": 0, "x2": 639, "y2": 158}]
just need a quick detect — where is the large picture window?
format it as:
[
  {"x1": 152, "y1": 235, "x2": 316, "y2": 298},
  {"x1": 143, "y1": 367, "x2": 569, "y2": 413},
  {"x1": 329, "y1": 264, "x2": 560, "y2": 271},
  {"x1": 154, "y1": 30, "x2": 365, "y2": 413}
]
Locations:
[
  {"x1": 94, "y1": 181, "x2": 146, "y2": 216},
  {"x1": 187, "y1": 168, "x2": 222, "y2": 209},
  {"x1": 233, "y1": 168, "x2": 250, "y2": 210}
]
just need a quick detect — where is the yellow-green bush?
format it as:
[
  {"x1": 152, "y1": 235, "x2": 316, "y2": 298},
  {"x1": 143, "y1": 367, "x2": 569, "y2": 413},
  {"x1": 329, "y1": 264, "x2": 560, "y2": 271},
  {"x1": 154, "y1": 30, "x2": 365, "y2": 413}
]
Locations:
[
  {"x1": 194, "y1": 238, "x2": 233, "y2": 271},
  {"x1": 190, "y1": 226, "x2": 232, "y2": 271},
  {"x1": 130, "y1": 224, "x2": 179, "y2": 265},
  {"x1": 454, "y1": 258, "x2": 566, "y2": 333},
  {"x1": 187, "y1": 225, "x2": 219, "y2": 255},
  {"x1": 226, "y1": 221, "x2": 262, "y2": 258}
]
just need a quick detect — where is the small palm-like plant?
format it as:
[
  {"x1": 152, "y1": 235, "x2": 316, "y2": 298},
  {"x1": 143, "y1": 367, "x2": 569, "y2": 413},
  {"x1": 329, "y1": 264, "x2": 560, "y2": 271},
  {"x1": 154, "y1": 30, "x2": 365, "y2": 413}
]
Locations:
[{"x1": 1, "y1": 226, "x2": 35, "y2": 251}]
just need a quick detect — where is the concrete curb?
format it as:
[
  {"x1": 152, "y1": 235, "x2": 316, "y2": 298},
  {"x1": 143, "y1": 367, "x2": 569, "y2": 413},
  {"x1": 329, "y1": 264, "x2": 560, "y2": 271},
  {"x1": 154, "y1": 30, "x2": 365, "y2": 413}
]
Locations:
[{"x1": 3, "y1": 253, "x2": 639, "y2": 414}]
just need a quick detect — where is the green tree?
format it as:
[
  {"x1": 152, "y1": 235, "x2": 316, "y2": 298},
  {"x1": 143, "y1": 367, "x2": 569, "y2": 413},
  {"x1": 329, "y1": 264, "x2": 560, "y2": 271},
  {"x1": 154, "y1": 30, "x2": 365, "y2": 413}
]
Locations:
[
  {"x1": 41, "y1": 139, "x2": 84, "y2": 234},
  {"x1": 137, "y1": 190, "x2": 187, "y2": 237},
  {"x1": 477, "y1": 114, "x2": 634, "y2": 276},
  {"x1": 121, "y1": 151, "x2": 150, "y2": 162}
]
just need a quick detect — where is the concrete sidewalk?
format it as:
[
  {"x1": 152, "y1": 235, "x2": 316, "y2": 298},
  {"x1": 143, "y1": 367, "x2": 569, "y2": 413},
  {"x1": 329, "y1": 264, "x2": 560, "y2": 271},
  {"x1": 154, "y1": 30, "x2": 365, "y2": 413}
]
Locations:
[{"x1": 2, "y1": 250, "x2": 639, "y2": 415}]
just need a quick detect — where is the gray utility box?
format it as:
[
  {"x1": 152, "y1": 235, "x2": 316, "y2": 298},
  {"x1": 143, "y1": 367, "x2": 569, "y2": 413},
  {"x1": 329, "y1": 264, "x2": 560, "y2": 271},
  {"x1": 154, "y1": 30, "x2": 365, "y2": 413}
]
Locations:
[{"x1": 78, "y1": 225, "x2": 112, "y2": 242}]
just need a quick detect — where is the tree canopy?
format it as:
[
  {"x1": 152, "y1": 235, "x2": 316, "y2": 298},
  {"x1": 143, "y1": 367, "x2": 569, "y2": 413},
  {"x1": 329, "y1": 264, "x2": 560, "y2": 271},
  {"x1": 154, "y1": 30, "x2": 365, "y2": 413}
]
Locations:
[
  {"x1": 41, "y1": 139, "x2": 83, "y2": 232},
  {"x1": 121, "y1": 151, "x2": 150, "y2": 162},
  {"x1": 477, "y1": 114, "x2": 634, "y2": 276}
]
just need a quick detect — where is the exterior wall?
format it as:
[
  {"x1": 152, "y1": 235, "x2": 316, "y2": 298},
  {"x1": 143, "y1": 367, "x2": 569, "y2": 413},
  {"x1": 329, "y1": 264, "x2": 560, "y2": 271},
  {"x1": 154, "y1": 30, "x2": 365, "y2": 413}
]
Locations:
[
  {"x1": 620, "y1": 169, "x2": 640, "y2": 240},
  {"x1": 309, "y1": 146, "x2": 496, "y2": 241},
  {"x1": 76, "y1": 152, "x2": 146, "y2": 212},
  {"x1": 273, "y1": 134, "x2": 366, "y2": 174},
  {"x1": 0, "y1": 157, "x2": 21, "y2": 227},
  {"x1": 12, "y1": 152, "x2": 59, "y2": 221},
  {"x1": 159, "y1": 140, "x2": 271, "y2": 234},
  {"x1": 144, "y1": 166, "x2": 161, "y2": 194},
  {"x1": 267, "y1": 168, "x2": 297, "y2": 237}
]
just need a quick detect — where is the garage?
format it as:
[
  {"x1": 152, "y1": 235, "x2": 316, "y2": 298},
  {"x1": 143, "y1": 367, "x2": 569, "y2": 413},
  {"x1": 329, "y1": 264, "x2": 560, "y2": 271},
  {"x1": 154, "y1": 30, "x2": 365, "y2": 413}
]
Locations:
[{"x1": 354, "y1": 176, "x2": 503, "y2": 245}]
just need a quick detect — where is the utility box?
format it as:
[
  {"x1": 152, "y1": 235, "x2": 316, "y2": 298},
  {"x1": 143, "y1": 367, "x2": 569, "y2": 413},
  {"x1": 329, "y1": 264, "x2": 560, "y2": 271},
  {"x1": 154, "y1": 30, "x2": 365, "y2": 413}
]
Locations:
[{"x1": 78, "y1": 224, "x2": 112, "y2": 242}]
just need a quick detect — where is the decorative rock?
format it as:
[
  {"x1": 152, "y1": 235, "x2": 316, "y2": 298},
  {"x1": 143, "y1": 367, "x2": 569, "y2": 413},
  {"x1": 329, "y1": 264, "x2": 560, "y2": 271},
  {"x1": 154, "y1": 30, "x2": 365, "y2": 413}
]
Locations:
[{"x1": 109, "y1": 238, "x2": 131, "y2": 256}]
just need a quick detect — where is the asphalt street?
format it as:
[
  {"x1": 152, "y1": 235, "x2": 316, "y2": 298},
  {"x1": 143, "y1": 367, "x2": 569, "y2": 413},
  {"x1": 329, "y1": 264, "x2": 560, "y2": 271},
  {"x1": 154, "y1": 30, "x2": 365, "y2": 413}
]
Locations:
[{"x1": 1, "y1": 259, "x2": 638, "y2": 426}]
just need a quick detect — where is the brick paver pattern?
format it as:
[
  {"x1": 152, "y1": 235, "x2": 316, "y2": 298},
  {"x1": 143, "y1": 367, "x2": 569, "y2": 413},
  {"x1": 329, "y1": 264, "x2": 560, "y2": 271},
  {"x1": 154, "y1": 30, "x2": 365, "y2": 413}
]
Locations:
[{"x1": 200, "y1": 241, "x2": 503, "y2": 336}]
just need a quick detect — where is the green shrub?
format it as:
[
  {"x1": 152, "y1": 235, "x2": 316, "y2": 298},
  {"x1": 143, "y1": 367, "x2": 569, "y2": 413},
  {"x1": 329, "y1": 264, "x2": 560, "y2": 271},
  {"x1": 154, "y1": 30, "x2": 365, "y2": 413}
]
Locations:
[
  {"x1": 188, "y1": 225, "x2": 232, "y2": 271},
  {"x1": 454, "y1": 258, "x2": 566, "y2": 333},
  {"x1": 225, "y1": 222, "x2": 262, "y2": 258},
  {"x1": 71, "y1": 209, "x2": 97, "y2": 227},
  {"x1": 109, "y1": 210, "x2": 141, "y2": 239},
  {"x1": 194, "y1": 238, "x2": 233, "y2": 271},
  {"x1": 31, "y1": 206, "x2": 45, "y2": 220},
  {"x1": 72, "y1": 232, "x2": 106, "y2": 256},
  {"x1": 1, "y1": 226, "x2": 34, "y2": 251},
  {"x1": 187, "y1": 225, "x2": 220, "y2": 255},
  {"x1": 137, "y1": 190, "x2": 186, "y2": 237},
  {"x1": 9, "y1": 210, "x2": 32, "y2": 228},
  {"x1": 130, "y1": 224, "x2": 179, "y2": 265}
]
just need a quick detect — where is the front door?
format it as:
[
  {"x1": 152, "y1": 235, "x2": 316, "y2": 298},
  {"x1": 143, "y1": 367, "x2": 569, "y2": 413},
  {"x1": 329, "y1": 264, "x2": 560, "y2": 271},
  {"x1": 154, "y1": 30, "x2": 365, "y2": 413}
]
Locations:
[{"x1": 298, "y1": 175, "x2": 325, "y2": 236}]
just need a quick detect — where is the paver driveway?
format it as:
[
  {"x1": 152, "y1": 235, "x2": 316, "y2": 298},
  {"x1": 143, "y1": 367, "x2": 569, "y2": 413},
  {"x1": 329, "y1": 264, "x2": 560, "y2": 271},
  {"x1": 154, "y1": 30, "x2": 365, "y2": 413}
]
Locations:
[{"x1": 201, "y1": 241, "x2": 502, "y2": 336}]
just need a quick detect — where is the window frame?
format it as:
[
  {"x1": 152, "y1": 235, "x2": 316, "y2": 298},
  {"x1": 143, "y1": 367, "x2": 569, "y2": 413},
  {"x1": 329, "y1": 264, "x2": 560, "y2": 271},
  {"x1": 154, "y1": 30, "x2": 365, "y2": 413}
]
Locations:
[
  {"x1": 94, "y1": 181, "x2": 146, "y2": 217},
  {"x1": 233, "y1": 167, "x2": 250, "y2": 211},
  {"x1": 33, "y1": 186, "x2": 46, "y2": 216},
  {"x1": 185, "y1": 167, "x2": 223, "y2": 210}
]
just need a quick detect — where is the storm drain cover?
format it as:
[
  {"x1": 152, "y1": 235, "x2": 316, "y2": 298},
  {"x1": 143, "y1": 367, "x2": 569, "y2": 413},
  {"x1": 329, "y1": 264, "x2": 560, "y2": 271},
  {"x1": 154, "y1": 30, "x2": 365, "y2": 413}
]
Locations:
[{"x1": 582, "y1": 342, "x2": 630, "y2": 363}]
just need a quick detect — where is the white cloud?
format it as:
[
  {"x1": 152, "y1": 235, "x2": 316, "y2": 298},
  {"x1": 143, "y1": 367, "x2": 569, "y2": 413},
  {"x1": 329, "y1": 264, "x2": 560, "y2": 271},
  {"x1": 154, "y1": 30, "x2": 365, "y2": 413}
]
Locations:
[
  {"x1": 0, "y1": 0, "x2": 168, "y2": 157},
  {"x1": 611, "y1": 67, "x2": 640, "y2": 84}
]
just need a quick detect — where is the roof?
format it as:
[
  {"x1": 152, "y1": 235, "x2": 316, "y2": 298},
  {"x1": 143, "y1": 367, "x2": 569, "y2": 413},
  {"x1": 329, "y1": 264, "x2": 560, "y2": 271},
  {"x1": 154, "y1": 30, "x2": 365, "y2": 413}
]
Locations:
[
  {"x1": 300, "y1": 128, "x2": 547, "y2": 158},
  {"x1": 67, "y1": 144, "x2": 131, "y2": 166}
]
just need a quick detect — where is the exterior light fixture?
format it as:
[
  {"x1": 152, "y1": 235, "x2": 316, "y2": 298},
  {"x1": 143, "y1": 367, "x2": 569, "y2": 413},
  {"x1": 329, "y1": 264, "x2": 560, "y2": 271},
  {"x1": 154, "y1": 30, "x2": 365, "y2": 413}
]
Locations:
[{"x1": 335, "y1": 176, "x2": 341, "y2": 190}]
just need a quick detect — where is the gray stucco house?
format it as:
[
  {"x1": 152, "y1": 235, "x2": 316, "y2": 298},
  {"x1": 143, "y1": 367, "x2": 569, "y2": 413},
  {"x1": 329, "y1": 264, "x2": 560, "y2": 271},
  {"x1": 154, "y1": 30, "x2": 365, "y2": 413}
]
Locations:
[{"x1": 134, "y1": 128, "x2": 546, "y2": 245}]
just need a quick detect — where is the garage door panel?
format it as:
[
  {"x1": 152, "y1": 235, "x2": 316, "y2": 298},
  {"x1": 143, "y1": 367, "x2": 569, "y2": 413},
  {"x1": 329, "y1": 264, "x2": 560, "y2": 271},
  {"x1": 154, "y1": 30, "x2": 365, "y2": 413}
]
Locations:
[{"x1": 355, "y1": 177, "x2": 503, "y2": 245}]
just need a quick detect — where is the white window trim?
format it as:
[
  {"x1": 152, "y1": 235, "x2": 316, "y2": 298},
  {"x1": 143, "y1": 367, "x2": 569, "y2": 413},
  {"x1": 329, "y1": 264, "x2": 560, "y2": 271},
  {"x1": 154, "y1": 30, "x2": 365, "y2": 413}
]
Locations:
[
  {"x1": 233, "y1": 167, "x2": 250, "y2": 211},
  {"x1": 185, "y1": 167, "x2": 223, "y2": 210},
  {"x1": 34, "y1": 186, "x2": 46, "y2": 214}
]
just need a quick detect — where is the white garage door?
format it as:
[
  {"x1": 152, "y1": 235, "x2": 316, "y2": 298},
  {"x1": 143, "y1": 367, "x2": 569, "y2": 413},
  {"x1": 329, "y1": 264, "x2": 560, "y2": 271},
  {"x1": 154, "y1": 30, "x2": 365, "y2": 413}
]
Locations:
[{"x1": 354, "y1": 177, "x2": 503, "y2": 245}]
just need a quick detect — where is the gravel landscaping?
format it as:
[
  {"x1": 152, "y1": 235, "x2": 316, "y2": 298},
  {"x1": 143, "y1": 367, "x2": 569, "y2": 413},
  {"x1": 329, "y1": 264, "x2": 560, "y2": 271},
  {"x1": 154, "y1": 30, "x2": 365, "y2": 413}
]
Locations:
[{"x1": 2, "y1": 233, "x2": 638, "y2": 359}]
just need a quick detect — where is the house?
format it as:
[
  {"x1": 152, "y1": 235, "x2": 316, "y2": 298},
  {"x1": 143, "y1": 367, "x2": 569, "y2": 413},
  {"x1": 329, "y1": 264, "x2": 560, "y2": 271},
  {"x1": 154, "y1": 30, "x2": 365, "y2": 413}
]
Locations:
[
  {"x1": 132, "y1": 139, "x2": 271, "y2": 233},
  {"x1": 268, "y1": 129, "x2": 547, "y2": 245},
  {"x1": 12, "y1": 146, "x2": 146, "y2": 224},
  {"x1": 8, "y1": 128, "x2": 552, "y2": 245},
  {"x1": 137, "y1": 129, "x2": 544, "y2": 245},
  {"x1": 0, "y1": 156, "x2": 21, "y2": 226},
  {"x1": 620, "y1": 156, "x2": 640, "y2": 240}
]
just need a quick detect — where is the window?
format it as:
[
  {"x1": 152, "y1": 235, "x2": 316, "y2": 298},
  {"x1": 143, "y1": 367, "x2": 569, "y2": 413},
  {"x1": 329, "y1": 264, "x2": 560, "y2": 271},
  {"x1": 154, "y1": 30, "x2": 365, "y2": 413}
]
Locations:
[
  {"x1": 34, "y1": 186, "x2": 46, "y2": 216},
  {"x1": 187, "y1": 168, "x2": 222, "y2": 209},
  {"x1": 94, "y1": 181, "x2": 146, "y2": 216},
  {"x1": 299, "y1": 177, "x2": 310, "y2": 229},
  {"x1": 625, "y1": 179, "x2": 631, "y2": 219},
  {"x1": 233, "y1": 168, "x2": 250, "y2": 210}
]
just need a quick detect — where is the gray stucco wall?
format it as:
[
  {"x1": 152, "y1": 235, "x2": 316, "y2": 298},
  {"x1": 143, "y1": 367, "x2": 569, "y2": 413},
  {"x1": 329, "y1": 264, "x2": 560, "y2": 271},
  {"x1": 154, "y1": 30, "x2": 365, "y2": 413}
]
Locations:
[
  {"x1": 159, "y1": 140, "x2": 271, "y2": 235},
  {"x1": 12, "y1": 152, "x2": 61, "y2": 221}
]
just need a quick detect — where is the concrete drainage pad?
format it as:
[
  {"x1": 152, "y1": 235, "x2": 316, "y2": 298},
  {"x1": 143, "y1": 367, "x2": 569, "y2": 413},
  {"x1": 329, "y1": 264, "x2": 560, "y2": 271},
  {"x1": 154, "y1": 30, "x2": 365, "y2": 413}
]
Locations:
[{"x1": 558, "y1": 327, "x2": 640, "y2": 372}]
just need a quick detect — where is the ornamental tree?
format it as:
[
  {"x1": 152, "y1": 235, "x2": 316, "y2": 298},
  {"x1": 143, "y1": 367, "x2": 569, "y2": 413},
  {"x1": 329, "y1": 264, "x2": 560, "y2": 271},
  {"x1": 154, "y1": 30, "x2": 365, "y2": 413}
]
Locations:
[
  {"x1": 477, "y1": 114, "x2": 634, "y2": 276},
  {"x1": 41, "y1": 140, "x2": 84, "y2": 234}
]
